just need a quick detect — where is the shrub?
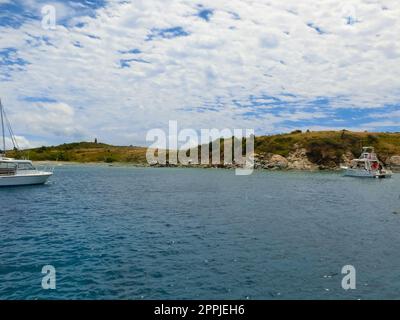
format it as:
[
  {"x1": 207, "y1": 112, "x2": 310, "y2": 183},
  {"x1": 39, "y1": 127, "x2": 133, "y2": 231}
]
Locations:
[{"x1": 104, "y1": 156, "x2": 116, "y2": 163}]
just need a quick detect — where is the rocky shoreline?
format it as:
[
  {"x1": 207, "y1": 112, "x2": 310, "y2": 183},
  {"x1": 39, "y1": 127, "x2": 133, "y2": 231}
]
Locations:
[
  {"x1": 34, "y1": 148, "x2": 400, "y2": 172},
  {"x1": 11, "y1": 131, "x2": 400, "y2": 172},
  {"x1": 253, "y1": 149, "x2": 400, "y2": 172}
]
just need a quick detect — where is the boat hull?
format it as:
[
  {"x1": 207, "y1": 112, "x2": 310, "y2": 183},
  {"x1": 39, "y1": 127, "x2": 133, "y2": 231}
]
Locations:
[
  {"x1": 0, "y1": 172, "x2": 52, "y2": 186},
  {"x1": 344, "y1": 168, "x2": 392, "y2": 178}
]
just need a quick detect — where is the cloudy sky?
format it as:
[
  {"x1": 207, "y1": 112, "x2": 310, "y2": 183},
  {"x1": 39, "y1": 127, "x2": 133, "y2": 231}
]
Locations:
[{"x1": 0, "y1": 0, "x2": 399, "y2": 148}]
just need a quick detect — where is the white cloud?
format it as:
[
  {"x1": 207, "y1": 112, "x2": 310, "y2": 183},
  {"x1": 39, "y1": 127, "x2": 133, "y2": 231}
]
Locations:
[
  {"x1": 0, "y1": 0, "x2": 399, "y2": 147},
  {"x1": 3, "y1": 135, "x2": 38, "y2": 150},
  {"x1": 9, "y1": 102, "x2": 86, "y2": 139}
]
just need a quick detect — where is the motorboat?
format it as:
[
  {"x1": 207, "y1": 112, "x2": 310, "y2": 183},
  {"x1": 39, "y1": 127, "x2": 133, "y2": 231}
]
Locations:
[
  {"x1": 0, "y1": 157, "x2": 53, "y2": 186},
  {"x1": 0, "y1": 99, "x2": 53, "y2": 186},
  {"x1": 342, "y1": 146, "x2": 392, "y2": 178}
]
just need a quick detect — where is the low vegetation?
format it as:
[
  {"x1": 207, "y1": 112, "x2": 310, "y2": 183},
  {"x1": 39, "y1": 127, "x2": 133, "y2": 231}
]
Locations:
[
  {"x1": 8, "y1": 142, "x2": 149, "y2": 164},
  {"x1": 6, "y1": 131, "x2": 400, "y2": 166},
  {"x1": 254, "y1": 130, "x2": 400, "y2": 164}
]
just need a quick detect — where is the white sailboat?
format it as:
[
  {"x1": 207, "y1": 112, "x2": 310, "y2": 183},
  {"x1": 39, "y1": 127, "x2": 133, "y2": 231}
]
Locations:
[
  {"x1": 342, "y1": 146, "x2": 392, "y2": 178},
  {"x1": 0, "y1": 99, "x2": 53, "y2": 187}
]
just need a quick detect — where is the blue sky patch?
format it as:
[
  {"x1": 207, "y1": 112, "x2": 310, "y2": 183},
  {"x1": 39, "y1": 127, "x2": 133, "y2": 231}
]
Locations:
[
  {"x1": 120, "y1": 48, "x2": 142, "y2": 54},
  {"x1": 307, "y1": 22, "x2": 326, "y2": 35},
  {"x1": 197, "y1": 8, "x2": 213, "y2": 22},
  {"x1": 146, "y1": 27, "x2": 190, "y2": 41},
  {"x1": 119, "y1": 58, "x2": 150, "y2": 68},
  {"x1": 0, "y1": 2, "x2": 38, "y2": 28},
  {"x1": 73, "y1": 41, "x2": 83, "y2": 48},
  {"x1": 0, "y1": 48, "x2": 28, "y2": 66},
  {"x1": 25, "y1": 34, "x2": 55, "y2": 48},
  {"x1": 229, "y1": 11, "x2": 241, "y2": 20},
  {"x1": 0, "y1": 0, "x2": 108, "y2": 28},
  {"x1": 22, "y1": 97, "x2": 58, "y2": 103}
]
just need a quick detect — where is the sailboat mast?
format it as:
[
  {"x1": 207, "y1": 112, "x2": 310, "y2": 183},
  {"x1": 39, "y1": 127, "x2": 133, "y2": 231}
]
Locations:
[{"x1": 0, "y1": 99, "x2": 5, "y2": 156}]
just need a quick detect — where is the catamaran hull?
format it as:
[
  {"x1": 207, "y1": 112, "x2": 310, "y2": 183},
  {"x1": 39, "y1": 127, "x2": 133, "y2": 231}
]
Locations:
[
  {"x1": 0, "y1": 173, "x2": 52, "y2": 186},
  {"x1": 344, "y1": 169, "x2": 392, "y2": 178}
]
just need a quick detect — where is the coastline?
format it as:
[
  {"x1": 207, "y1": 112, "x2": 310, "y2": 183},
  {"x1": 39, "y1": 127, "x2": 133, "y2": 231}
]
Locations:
[
  {"x1": 32, "y1": 160, "x2": 343, "y2": 172},
  {"x1": 9, "y1": 131, "x2": 400, "y2": 173}
]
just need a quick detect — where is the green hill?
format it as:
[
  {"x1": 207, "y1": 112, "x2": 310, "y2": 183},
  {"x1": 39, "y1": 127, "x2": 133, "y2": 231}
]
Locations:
[
  {"x1": 6, "y1": 130, "x2": 400, "y2": 169},
  {"x1": 8, "y1": 142, "x2": 149, "y2": 164},
  {"x1": 254, "y1": 130, "x2": 400, "y2": 167}
]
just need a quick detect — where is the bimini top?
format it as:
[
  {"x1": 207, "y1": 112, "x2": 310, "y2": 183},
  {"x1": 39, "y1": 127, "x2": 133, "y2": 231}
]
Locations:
[
  {"x1": 0, "y1": 157, "x2": 33, "y2": 164},
  {"x1": 358, "y1": 146, "x2": 378, "y2": 161}
]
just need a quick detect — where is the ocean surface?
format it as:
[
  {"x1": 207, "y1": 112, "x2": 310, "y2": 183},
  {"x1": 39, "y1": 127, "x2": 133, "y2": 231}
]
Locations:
[{"x1": 1, "y1": 165, "x2": 400, "y2": 300}]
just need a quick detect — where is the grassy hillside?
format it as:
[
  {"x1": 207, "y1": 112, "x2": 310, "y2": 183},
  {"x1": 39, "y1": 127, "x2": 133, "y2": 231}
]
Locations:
[
  {"x1": 6, "y1": 130, "x2": 400, "y2": 167},
  {"x1": 8, "y1": 142, "x2": 149, "y2": 164},
  {"x1": 254, "y1": 130, "x2": 400, "y2": 165}
]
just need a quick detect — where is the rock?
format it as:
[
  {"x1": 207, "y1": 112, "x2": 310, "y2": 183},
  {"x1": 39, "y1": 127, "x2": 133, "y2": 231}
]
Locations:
[
  {"x1": 287, "y1": 148, "x2": 318, "y2": 170},
  {"x1": 388, "y1": 155, "x2": 400, "y2": 166},
  {"x1": 318, "y1": 160, "x2": 340, "y2": 170},
  {"x1": 267, "y1": 154, "x2": 288, "y2": 169},
  {"x1": 388, "y1": 155, "x2": 400, "y2": 172},
  {"x1": 254, "y1": 153, "x2": 289, "y2": 170},
  {"x1": 340, "y1": 151, "x2": 354, "y2": 167}
]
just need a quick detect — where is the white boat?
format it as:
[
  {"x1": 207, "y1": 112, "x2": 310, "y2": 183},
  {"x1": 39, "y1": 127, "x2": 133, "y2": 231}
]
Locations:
[
  {"x1": 0, "y1": 99, "x2": 53, "y2": 187},
  {"x1": 342, "y1": 146, "x2": 392, "y2": 178}
]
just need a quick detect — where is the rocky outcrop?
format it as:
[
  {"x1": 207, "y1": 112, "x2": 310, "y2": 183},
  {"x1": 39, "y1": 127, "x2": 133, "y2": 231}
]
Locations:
[
  {"x1": 339, "y1": 151, "x2": 354, "y2": 168},
  {"x1": 253, "y1": 153, "x2": 265, "y2": 169},
  {"x1": 253, "y1": 149, "x2": 398, "y2": 171},
  {"x1": 268, "y1": 154, "x2": 288, "y2": 169},
  {"x1": 254, "y1": 153, "x2": 288, "y2": 170},
  {"x1": 388, "y1": 155, "x2": 400, "y2": 165},
  {"x1": 255, "y1": 149, "x2": 326, "y2": 171},
  {"x1": 388, "y1": 155, "x2": 400, "y2": 172},
  {"x1": 287, "y1": 148, "x2": 318, "y2": 170}
]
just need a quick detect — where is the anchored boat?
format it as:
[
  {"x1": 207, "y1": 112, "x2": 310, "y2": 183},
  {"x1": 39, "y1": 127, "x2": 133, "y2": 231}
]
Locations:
[
  {"x1": 0, "y1": 99, "x2": 53, "y2": 187},
  {"x1": 342, "y1": 147, "x2": 392, "y2": 178}
]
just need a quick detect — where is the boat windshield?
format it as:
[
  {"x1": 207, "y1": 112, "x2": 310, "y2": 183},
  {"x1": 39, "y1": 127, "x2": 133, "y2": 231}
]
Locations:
[
  {"x1": 351, "y1": 160, "x2": 366, "y2": 169},
  {"x1": 17, "y1": 163, "x2": 35, "y2": 170}
]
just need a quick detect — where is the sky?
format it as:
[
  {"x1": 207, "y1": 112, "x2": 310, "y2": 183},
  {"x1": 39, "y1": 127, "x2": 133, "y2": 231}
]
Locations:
[{"x1": 0, "y1": 0, "x2": 399, "y2": 148}]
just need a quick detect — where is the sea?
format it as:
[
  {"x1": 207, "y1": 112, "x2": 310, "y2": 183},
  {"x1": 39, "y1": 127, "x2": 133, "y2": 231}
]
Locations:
[{"x1": 1, "y1": 165, "x2": 400, "y2": 299}]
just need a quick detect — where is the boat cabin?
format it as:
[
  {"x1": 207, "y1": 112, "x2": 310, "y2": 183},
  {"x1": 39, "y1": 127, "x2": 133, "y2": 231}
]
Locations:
[
  {"x1": 0, "y1": 159, "x2": 36, "y2": 176},
  {"x1": 349, "y1": 147, "x2": 384, "y2": 172},
  {"x1": 0, "y1": 161, "x2": 16, "y2": 176}
]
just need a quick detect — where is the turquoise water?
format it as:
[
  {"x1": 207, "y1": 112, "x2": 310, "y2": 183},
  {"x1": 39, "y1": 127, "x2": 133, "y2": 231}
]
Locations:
[{"x1": 1, "y1": 165, "x2": 400, "y2": 299}]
